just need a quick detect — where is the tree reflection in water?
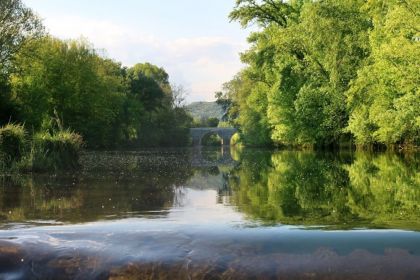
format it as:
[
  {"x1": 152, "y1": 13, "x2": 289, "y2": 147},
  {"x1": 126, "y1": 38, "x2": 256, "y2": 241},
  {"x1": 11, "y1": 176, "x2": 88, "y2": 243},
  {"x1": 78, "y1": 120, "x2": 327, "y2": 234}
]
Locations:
[
  {"x1": 228, "y1": 150, "x2": 420, "y2": 230},
  {"x1": 0, "y1": 149, "x2": 418, "y2": 230},
  {"x1": 0, "y1": 149, "x2": 419, "y2": 279}
]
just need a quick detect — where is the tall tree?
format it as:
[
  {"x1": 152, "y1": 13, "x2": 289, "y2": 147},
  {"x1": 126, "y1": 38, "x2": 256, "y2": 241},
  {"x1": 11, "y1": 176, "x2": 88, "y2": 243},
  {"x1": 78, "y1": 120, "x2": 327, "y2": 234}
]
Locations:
[
  {"x1": 347, "y1": 0, "x2": 420, "y2": 146},
  {"x1": 0, "y1": 0, "x2": 43, "y2": 125},
  {"x1": 228, "y1": 0, "x2": 373, "y2": 147},
  {"x1": 127, "y1": 63, "x2": 171, "y2": 112},
  {"x1": 0, "y1": 0, "x2": 43, "y2": 73},
  {"x1": 11, "y1": 37, "x2": 126, "y2": 148}
]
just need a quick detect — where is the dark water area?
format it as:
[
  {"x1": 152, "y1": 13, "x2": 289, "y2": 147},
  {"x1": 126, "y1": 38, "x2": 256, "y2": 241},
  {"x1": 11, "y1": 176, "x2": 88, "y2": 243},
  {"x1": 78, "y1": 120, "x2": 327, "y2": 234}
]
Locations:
[{"x1": 0, "y1": 148, "x2": 419, "y2": 279}]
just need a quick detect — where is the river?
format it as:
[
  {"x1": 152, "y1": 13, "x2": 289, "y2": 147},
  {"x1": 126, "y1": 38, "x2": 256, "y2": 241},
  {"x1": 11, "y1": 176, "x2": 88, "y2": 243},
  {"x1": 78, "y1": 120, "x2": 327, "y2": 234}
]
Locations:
[{"x1": 0, "y1": 148, "x2": 419, "y2": 279}]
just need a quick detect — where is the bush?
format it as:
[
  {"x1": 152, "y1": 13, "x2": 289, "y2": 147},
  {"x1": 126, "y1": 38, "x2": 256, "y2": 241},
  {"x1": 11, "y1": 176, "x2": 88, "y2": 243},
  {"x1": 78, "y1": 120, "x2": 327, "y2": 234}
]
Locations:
[
  {"x1": 0, "y1": 124, "x2": 26, "y2": 166},
  {"x1": 32, "y1": 130, "x2": 83, "y2": 171},
  {"x1": 207, "y1": 118, "x2": 219, "y2": 128}
]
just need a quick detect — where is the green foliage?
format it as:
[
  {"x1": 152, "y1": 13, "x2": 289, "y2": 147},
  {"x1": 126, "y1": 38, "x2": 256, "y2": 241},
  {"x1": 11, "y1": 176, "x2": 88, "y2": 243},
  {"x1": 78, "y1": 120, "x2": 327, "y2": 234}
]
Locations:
[
  {"x1": 127, "y1": 63, "x2": 170, "y2": 112},
  {"x1": 223, "y1": 72, "x2": 272, "y2": 146},
  {"x1": 227, "y1": 0, "x2": 418, "y2": 148},
  {"x1": 230, "y1": 0, "x2": 302, "y2": 28},
  {"x1": 32, "y1": 130, "x2": 83, "y2": 171},
  {"x1": 142, "y1": 106, "x2": 193, "y2": 147},
  {"x1": 0, "y1": 124, "x2": 26, "y2": 166},
  {"x1": 0, "y1": 1, "x2": 193, "y2": 150},
  {"x1": 0, "y1": 78, "x2": 19, "y2": 127},
  {"x1": 347, "y1": 0, "x2": 420, "y2": 146},
  {"x1": 207, "y1": 118, "x2": 220, "y2": 128},
  {"x1": 191, "y1": 117, "x2": 220, "y2": 128},
  {"x1": 0, "y1": 124, "x2": 85, "y2": 172},
  {"x1": 10, "y1": 37, "x2": 127, "y2": 148},
  {"x1": 230, "y1": 133, "x2": 241, "y2": 146},
  {"x1": 124, "y1": 63, "x2": 193, "y2": 147},
  {"x1": 3, "y1": 35, "x2": 192, "y2": 149},
  {"x1": 0, "y1": 0, "x2": 44, "y2": 73},
  {"x1": 217, "y1": 121, "x2": 231, "y2": 128},
  {"x1": 0, "y1": 0, "x2": 43, "y2": 129},
  {"x1": 215, "y1": 91, "x2": 232, "y2": 121}
]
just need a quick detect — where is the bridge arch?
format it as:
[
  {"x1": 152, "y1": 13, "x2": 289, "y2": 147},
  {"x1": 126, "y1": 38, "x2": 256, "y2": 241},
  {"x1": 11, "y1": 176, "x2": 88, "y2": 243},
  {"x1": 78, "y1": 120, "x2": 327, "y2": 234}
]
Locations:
[{"x1": 190, "y1": 127, "x2": 237, "y2": 146}]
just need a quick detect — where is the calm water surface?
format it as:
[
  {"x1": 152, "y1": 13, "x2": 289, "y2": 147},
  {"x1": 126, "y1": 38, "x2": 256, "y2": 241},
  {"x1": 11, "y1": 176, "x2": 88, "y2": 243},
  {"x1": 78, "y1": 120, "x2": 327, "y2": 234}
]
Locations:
[{"x1": 0, "y1": 148, "x2": 419, "y2": 279}]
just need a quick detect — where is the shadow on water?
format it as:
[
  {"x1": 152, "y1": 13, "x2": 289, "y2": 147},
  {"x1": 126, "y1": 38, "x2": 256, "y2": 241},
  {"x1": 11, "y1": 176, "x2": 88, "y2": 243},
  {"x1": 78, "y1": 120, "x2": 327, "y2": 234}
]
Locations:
[{"x1": 0, "y1": 148, "x2": 419, "y2": 279}]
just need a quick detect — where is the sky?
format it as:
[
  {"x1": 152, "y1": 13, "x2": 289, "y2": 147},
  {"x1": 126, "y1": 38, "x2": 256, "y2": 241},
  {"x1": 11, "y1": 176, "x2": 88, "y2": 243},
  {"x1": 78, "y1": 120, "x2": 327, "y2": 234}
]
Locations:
[{"x1": 23, "y1": 0, "x2": 250, "y2": 103}]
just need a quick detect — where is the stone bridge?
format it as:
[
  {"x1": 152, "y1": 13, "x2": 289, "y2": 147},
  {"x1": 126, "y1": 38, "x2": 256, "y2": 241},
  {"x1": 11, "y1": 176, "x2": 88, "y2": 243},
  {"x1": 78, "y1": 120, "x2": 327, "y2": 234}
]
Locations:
[{"x1": 190, "y1": 127, "x2": 237, "y2": 146}]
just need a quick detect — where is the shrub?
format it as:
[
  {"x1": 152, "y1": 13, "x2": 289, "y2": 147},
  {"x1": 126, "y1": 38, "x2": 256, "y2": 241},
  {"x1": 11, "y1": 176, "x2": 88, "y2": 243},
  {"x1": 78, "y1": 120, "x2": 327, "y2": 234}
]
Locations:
[
  {"x1": 207, "y1": 117, "x2": 219, "y2": 128},
  {"x1": 32, "y1": 130, "x2": 83, "y2": 171},
  {"x1": 0, "y1": 124, "x2": 26, "y2": 166}
]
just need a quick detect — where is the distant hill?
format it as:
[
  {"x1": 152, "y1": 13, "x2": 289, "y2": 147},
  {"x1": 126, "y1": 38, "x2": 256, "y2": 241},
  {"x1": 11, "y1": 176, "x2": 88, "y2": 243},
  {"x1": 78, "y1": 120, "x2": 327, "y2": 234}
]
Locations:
[{"x1": 185, "y1": 101, "x2": 224, "y2": 120}]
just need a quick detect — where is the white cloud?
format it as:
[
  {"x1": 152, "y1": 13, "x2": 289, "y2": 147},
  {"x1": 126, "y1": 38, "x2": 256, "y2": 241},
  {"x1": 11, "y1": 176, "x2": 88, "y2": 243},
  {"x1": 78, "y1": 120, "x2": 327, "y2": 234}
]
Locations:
[{"x1": 42, "y1": 16, "x2": 247, "y2": 102}]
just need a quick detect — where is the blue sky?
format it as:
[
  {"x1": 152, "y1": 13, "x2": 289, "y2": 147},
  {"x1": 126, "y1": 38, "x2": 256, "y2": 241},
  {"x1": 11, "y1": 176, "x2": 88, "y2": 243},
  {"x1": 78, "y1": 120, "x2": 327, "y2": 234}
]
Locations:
[{"x1": 23, "y1": 0, "x2": 250, "y2": 102}]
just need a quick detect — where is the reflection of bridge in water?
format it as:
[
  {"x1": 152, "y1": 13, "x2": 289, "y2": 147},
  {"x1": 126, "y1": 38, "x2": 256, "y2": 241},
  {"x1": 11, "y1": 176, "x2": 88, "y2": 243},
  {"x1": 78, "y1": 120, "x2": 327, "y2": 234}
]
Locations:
[
  {"x1": 191, "y1": 146, "x2": 236, "y2": 168},
  {"x1": 188, "y1": 146, "x2": 237, "y2": 196},
  {"x1": 190, "y1": 127, "x2": 237, "y2": 146}
]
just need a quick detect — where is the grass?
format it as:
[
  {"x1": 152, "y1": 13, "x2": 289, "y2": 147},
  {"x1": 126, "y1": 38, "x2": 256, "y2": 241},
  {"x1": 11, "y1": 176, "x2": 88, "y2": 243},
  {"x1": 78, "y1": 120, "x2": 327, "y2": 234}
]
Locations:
[
  {"x1": 0, "y1": 124, "x2": 83, "y2": 172},
  {"x1": 32, "y1": 130, "x2": 84, "y2": 171},
  {"x1": 0, "y1": 123, "x2": 27, "y2": 168}
]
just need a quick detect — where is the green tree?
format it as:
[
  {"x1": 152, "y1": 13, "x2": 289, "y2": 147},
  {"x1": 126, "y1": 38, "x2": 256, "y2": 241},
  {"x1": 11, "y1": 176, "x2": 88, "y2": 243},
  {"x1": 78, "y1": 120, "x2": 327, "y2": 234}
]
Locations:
[
  {"x1": 207, "y1": 117, "x2": 220, "y2": 127},
  {"x1": 11, "y1": 37, "x2": 126, "y2": 148},
  {"x1": 0, "y1": 0, "x2": 43, "y2": 72},
  {"x1": 0, "y1": 0, "x2": 43, "y2": 126},
  {"x1": 222, "y1": 71, "x2": 272, "y2": 146},
  {"x1": 229, "y1": 0, "x2": 371, "y2": 147},
  {"x1": 125, "y1": 63, "x2": 191, "y2": 146},
  {"x1": 1, "y1": 3, "x2": 193, "y2": 149},
  {"x1": 127, "y1": 63, "x2": 171, "y2": 113},
  {"x1": 347, "y1": 0, "x2": 420, "y2": 146}
]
